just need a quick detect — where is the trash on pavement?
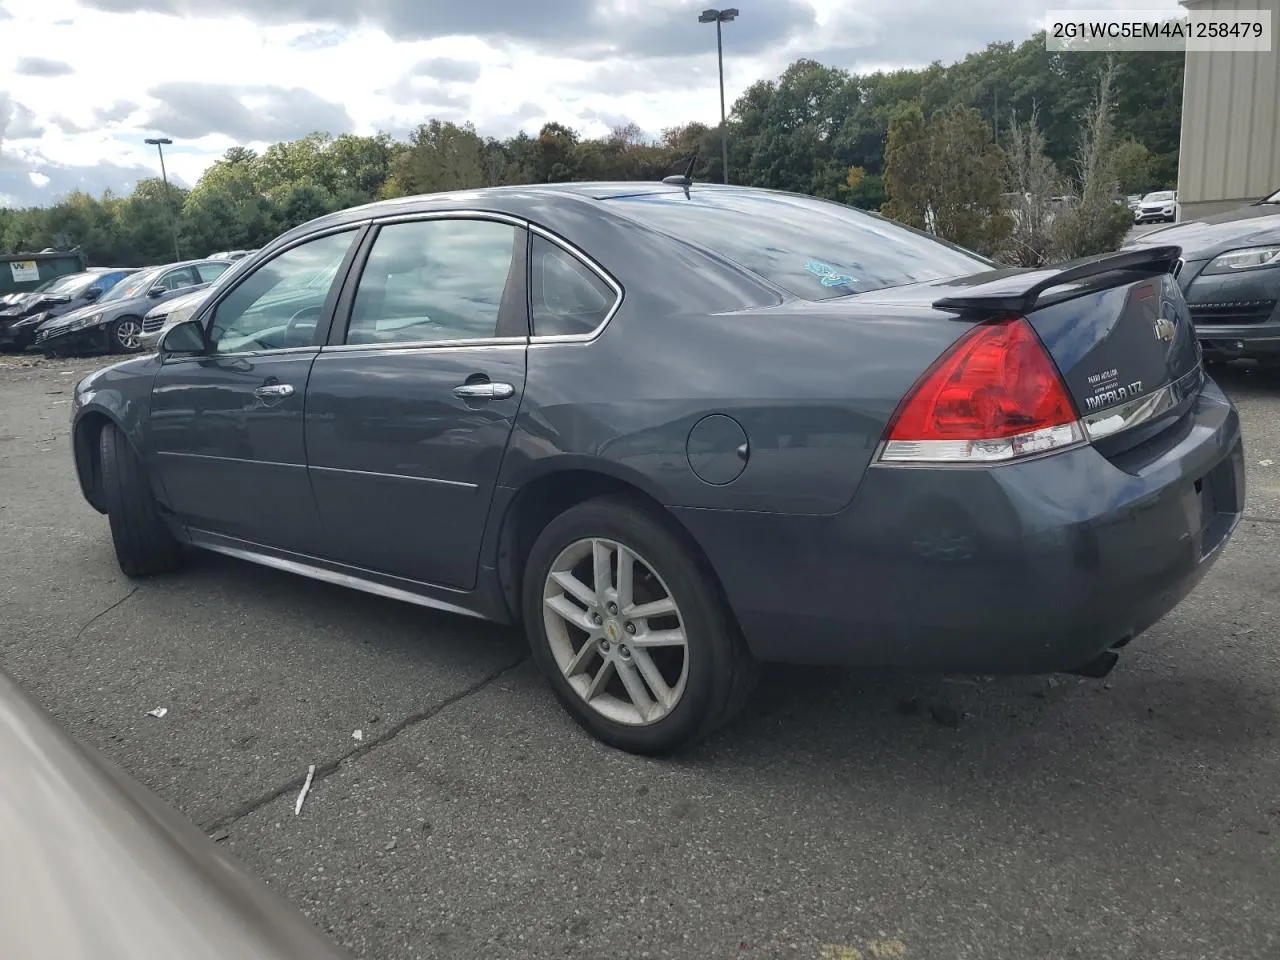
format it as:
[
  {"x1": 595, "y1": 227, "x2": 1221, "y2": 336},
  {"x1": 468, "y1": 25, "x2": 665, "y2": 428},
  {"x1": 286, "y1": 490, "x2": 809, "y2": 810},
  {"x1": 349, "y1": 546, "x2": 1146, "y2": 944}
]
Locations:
[
  {"x1": 146, "y1": 707, "x2": 167, "y2": 719},
  {"x1": 295, "y1": 764, "x2": 316, "y2": 815}
]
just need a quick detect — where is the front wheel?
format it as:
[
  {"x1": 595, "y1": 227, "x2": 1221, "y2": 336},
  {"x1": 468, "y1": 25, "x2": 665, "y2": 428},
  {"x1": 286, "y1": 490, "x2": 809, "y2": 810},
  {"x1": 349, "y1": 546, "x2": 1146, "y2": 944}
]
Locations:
[
  {"x1": 522, "y1": 496, "x2": 757, "y2": 755},
  {"x1": 99, "y1": 423, "x2": 183, "y2": 577},
  {"x1": 108, "y1": 315, "x2": 143, "y2": 353}
]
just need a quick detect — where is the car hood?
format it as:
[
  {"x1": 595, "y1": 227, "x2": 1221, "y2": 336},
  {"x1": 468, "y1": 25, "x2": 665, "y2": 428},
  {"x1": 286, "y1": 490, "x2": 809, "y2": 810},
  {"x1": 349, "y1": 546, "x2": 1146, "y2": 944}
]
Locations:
[
  {"x1": 1125, "y1": 210, "x2": 1280, "y2": 259},
  {"x1": 39, "y1": 301, "x2": 106, "y2": 332}
]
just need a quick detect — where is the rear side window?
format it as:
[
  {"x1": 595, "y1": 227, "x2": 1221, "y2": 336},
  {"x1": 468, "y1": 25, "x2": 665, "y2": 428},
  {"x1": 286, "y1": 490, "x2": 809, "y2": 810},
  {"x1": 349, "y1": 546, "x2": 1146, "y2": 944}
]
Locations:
[
  {"x1": 605, "y1": 191, "x2": 991, "y2": 301},
  {"x1": 530, "y1": 235, "x2": 617, "y2": 337},
  {"x1": 197, "y1": 262, "x2": 229, "y2": 282},
  {"x1": 345, "y1": 218, "x2": 523, "y2": 346}
]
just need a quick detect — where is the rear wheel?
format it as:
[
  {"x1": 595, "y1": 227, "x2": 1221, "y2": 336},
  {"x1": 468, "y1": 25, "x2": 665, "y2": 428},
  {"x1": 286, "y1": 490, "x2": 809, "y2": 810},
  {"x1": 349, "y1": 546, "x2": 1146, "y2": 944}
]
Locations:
[
  {"x1": 522, "y1": 496, "x2": 757, "y2": 755},
  {"x1": 109, "y1": 315, "x2": 143, "y2": 353},
  {"x1": 99, "y1": 423, "x2": 182, "y2": 577}
]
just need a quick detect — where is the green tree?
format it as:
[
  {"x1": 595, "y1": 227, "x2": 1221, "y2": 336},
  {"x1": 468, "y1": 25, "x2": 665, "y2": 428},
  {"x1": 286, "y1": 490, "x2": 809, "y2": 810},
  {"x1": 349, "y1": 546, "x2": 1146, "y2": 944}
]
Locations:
[
  {"x1": 881, "y1": 103, "x2": 931, "y2": 230},
  {"x1": 1112, "y1": 139, "x2": 1153, "y2": 194}
]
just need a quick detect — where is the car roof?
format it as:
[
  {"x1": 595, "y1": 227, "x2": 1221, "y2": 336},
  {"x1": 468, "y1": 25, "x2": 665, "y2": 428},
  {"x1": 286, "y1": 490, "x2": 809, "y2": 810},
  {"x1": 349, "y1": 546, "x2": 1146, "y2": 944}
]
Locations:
[{"x1": 285, "y1": 181, "x2": 756, "y2": 237}]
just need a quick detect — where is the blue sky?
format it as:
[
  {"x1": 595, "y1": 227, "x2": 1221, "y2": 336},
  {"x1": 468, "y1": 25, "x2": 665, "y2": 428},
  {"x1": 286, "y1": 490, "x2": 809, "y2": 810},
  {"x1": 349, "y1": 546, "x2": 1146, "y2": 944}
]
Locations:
[{"x1": 0, "y1": 0, "x2": 1182, "y2": 207}]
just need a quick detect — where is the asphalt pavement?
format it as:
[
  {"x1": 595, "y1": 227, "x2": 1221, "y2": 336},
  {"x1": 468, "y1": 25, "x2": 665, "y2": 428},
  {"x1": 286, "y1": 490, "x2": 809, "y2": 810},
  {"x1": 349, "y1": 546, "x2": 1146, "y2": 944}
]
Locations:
[{"x1": 2, "y1": 352, "x2": 1279, "y2": 960}]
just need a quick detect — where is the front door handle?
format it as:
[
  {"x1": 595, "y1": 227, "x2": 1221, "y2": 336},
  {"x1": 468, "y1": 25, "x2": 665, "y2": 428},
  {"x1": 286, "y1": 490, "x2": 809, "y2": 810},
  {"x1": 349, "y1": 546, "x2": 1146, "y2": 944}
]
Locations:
[
  {"x1": 454, "y1": 381, "x2": 515, "y2": 400},
  {"x1": 253, "y1": 383, "x2": 295, "y2": 399}
]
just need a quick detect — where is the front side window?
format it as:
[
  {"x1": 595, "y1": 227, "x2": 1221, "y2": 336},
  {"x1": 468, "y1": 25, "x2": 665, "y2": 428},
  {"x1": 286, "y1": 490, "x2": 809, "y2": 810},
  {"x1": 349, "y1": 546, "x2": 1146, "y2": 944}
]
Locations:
[
  {"x1": 530, "y1": 235, "x2": 617, "y2": 337},
  {"x1": 100, "y1": 267, "x2": 163, "y2": 302},
  {"x1": 345, "y1": 218, "x2": 522, "y2": 346},
  {"x1": 209, "y1": 230, "x2": 356, "y2": 355},
  {"x1": 154, "y1": 267, "x2": 198, "y2": 292}
]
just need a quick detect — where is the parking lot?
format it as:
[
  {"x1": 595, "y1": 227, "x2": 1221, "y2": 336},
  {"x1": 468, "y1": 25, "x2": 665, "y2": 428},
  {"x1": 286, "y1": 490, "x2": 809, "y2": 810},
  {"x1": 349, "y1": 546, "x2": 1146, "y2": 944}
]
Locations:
[{"x1": 2, "y1": 352, "x2": 1279, "y2": 960}]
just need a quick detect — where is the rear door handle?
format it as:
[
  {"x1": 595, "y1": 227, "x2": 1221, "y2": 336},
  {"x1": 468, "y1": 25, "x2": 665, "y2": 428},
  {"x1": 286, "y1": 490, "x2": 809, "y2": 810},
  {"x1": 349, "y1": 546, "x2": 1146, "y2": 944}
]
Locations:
[
  {"x1": 454, "y1": 381, "x2": 515, "y2": 400},
  {"x1": 253, "y1": 383, "x2": 295, "y2": 399}
]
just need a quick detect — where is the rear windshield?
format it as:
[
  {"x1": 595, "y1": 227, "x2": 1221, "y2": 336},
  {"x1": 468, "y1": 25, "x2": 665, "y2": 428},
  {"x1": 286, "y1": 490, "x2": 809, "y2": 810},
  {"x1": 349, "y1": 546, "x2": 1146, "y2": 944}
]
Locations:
[{"x1": 604, "y1": 190, "x2": 991, "y2": 300}]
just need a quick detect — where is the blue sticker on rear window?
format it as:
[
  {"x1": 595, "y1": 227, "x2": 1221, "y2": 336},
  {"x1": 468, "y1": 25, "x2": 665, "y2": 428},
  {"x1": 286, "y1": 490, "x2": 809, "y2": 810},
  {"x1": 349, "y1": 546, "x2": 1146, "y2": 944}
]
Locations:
[{"x1": 804, "y1": 259, "x2": 855, "y2": 287}]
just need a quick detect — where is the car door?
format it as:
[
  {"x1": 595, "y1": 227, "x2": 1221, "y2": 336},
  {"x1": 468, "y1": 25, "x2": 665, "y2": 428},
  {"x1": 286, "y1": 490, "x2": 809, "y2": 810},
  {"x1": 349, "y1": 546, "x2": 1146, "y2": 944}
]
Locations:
[
  {"x1": 147, "y1": 227, "x2": 364, "y2": 555},
  {"x1": 304, "y1": 214, "x2": 529, "y2": 590}
]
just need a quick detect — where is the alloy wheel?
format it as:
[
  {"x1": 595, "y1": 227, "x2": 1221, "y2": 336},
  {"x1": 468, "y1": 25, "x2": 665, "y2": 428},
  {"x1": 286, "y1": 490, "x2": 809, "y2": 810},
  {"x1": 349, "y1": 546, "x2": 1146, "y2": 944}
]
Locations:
[
  {"x1": 115, "y1": 319, "x2": 142, "y2": 351},
  {"x1": 542, "y1": 537, "x2": 689, "y2": 726}
]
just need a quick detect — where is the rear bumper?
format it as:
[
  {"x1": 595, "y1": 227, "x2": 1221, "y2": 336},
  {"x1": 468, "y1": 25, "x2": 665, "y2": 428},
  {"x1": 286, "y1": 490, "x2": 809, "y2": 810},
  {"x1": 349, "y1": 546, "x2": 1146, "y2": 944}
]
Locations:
[{"x1": 676, "y1": 378, "x2": 1245, "y2": 673}]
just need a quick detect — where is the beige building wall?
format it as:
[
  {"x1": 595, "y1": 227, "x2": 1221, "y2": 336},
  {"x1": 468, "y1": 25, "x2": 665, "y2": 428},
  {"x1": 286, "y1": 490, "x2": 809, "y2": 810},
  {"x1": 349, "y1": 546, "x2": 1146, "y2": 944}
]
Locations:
[{"x1": 1177, "y1": 0, "x2": 1280, "y2": 218}]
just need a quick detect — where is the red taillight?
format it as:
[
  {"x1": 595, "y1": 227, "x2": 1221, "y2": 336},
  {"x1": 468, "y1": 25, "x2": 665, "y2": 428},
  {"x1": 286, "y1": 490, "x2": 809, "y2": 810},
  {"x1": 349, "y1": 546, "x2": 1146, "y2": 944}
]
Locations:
[{"x1": 880, "y1": 316, "x2": 1084, "y2": 464}]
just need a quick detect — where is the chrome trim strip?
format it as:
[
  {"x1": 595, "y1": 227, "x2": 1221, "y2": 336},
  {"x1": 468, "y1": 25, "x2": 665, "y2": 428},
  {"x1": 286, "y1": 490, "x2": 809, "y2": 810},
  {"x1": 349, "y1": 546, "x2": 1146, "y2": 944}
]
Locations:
[
  {"x1": 371, "y1": 209, "x2": 526, "y2": 228},
  {"x1": 154, "y1": 451, "x2": 306, "y2": 469},
  {"x1": 162, "y1": 345, "x2": 319, "y2": 364},
  {"x1": 308, "y1": 464, "x2": 478, "y2": 490},
  {"x1": 318, "y1": 336, "x2": 528, "y2": 355},
  {"x1": 1082, "y1": 365, "x2": 1203, "y2": 441},
  {"x1": 527, "y1": 224, "x2": 624, "y2": 345},
  {"x1": 188, "y1": 535, "x2": 486, "y2": 621}
]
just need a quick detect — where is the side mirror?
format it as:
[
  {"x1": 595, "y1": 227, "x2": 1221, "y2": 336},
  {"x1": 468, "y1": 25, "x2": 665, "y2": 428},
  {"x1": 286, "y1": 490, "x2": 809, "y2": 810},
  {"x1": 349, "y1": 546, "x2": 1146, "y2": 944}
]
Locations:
[
  {"x1": 148, "y1": 286, "x2": 166, "y2": 298},
  {"x1": 159, "y1": 318, "x2": 206, "y2": 357},
  {"x1": 84, "y1": 287, "x2": 103, "y2": 303}
]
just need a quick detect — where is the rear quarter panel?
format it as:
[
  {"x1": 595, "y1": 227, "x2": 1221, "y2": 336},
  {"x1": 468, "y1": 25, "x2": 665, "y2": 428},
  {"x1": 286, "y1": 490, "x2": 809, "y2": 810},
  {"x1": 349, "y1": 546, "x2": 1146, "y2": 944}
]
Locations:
[{"x1": 503, "y1": 245, "x2": 974, "y2": 515}]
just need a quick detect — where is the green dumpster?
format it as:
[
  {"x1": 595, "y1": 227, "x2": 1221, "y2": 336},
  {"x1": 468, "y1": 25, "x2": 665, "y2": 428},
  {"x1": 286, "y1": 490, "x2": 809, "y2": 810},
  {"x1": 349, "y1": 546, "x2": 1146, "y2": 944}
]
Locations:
[{"x1": 0, "y1": 252, "x2": 89, "y2": 297}]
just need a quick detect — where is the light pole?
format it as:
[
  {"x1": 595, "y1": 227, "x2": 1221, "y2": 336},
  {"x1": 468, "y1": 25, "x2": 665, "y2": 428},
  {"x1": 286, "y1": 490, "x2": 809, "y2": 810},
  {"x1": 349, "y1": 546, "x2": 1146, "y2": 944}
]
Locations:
[
  {"x1": 145, "y1": 136, "x2": 181, "y2": 261},
  {"x1": 698, "y1": 7, "x2": 738, "y2": 184}
]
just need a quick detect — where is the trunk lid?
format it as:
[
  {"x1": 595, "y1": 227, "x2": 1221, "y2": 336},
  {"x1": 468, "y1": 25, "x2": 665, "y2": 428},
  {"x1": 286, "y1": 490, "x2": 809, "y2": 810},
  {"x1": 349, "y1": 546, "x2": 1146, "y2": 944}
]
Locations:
[{"x1": 857, "y1": 245, "x2": 1202, "y2": 451}]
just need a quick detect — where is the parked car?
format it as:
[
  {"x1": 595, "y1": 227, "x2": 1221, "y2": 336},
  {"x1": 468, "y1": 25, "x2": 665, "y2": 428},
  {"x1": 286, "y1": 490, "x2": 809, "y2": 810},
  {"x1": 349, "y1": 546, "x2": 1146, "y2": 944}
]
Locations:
[
  {"x1": 140, "y1": 255, "x2": 259, "y2": 350},
  {"x1": 0, "y1": 665, "x2": 351, "y2": 960},
  {"x1": 1124, "y1": 186, "x2": 1280, "y2": 364},
  {"x1": 35, "y1": 258, "x2": 231, "y2": 356},
  {"x1": 69, "y1": 182, "x2": 1244, "y2": 754},
  {"x1": 0, "y1": 268, "x2": 136, "y2": 352},
  {"x1": 1134, "y1": 190, "x2": 1178, "y2": 223},
  {"x1": 208, "y1": 248, "x2": 258, "y2": 261},
  {"x1": 1126, "y1": 194, "x2": 1144, "y2": 211}
]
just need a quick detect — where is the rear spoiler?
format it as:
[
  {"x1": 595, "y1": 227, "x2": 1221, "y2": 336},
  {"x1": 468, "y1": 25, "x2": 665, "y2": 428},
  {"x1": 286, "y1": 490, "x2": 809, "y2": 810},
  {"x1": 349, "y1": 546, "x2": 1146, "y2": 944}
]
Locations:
[{"x1": 932, "y1": 245, "x2": 1182, "y2": 316}]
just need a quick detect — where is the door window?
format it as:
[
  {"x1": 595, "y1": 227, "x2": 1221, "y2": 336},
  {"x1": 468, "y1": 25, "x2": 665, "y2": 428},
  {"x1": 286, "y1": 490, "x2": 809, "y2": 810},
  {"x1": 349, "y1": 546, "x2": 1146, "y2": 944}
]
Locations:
[
  {"x1": 154, "y1": 266, "x2": 198, "y2": 292},
  {"x1": 530, "y1": 235, "x2": 618, "y2": 337},
  {"x1": 345, "y1": 219, "x2": 523, "y2": 346},
  {"x1": 197, "y1": 262, "x2": 230, "y2": 283},
  {"x1": 209, "y1": 230, "x2": 356, "y2": 355}
]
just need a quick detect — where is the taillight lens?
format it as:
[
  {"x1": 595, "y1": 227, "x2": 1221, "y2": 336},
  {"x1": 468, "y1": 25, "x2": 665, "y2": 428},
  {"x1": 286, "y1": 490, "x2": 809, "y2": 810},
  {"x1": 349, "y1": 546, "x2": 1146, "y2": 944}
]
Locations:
[{"x1": 880, "y1": 316, "x2": 1084, "y2": 464}]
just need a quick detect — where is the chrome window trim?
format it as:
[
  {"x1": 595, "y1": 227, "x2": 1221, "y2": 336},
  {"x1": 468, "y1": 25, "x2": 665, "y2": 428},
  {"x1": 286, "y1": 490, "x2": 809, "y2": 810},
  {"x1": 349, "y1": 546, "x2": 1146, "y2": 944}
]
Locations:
[
  {"x1": 162, "y1": 345, "x2": 320, "y2": 364},
  {"x1": 371, "y1": 209, "x2": 525, "y2": 229},
  {"x1": 319, "y1": 336, "x2": 529, "y2": 355},
  {"x1": 527, "y1": 223, "x2": 624, "y2": 345}
]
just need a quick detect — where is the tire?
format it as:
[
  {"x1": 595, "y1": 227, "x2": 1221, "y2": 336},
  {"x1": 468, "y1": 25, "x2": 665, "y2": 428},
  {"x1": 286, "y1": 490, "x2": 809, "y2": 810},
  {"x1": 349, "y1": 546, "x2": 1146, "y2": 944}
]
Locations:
[
  {"x1": 522, "y1": 495, "x2": 758, "y2": 755},
  {"x1": 99, "y1": 423, "x2": 182, "y2": 577},
  {"x1": 108, "y1": 315, "x2": 143, "y2": 354}
]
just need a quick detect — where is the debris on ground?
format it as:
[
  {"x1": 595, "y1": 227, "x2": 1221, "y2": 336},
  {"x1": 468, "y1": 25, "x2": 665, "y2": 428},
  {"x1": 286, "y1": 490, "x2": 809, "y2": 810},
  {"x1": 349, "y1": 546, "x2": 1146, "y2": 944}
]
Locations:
[
  {"x1": 146, "y1": 707, "x2": 168, "y2": 719},
  {"x1": 295, "y1": 763, "x2": 317, "y2": 815},
  {"x1": 352, "y1": 729, "x2": 363, "y2": 741}
]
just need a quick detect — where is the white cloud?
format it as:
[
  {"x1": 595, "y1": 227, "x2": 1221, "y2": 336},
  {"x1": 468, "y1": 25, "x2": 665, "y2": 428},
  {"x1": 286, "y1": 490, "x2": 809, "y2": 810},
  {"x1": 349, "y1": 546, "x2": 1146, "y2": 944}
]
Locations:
[{"x1": 0, "y1": 0, "x2": 1183, "y2": 207}]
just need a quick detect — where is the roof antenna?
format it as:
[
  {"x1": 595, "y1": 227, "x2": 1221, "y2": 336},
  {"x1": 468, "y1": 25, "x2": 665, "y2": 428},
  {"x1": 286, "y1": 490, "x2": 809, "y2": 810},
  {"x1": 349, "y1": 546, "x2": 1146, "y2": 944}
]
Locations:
[{"x1": 662, "y1": 152, "x2": 697, "y2": 190}]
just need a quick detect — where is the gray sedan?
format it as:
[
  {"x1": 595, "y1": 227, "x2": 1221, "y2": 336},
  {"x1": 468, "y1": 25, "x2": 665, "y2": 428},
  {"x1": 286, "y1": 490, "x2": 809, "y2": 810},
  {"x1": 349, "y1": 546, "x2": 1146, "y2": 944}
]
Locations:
[{"x1": 68, "y1": 182, "x2": 1245, "y2": 754}]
